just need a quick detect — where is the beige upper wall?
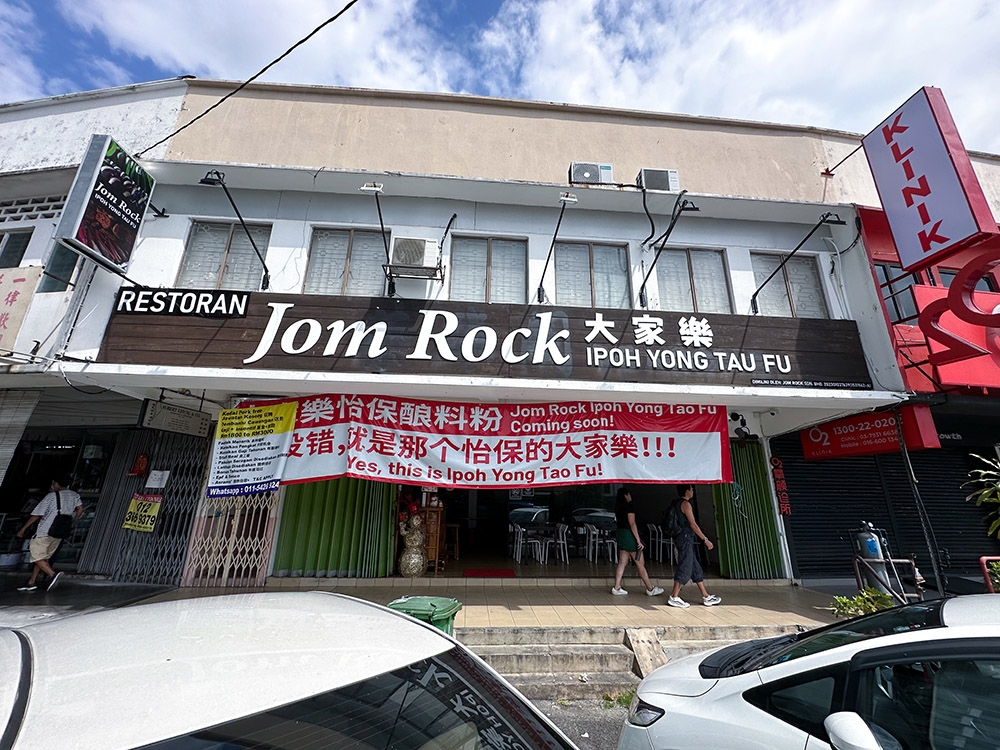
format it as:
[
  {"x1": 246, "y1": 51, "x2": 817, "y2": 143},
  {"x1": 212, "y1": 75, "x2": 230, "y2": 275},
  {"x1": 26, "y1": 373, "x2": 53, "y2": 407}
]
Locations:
[{"x1": 168, "y1": 81, "x2": 889, "y2": 206}]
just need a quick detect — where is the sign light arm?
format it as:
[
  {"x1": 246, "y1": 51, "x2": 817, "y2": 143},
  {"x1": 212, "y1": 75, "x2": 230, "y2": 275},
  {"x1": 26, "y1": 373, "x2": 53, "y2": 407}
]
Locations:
[
  {"x1": 536, "y1": 192, "x2": 577, "y2": 304},
  {"x1": 360, "y1": 182, "x2": 395, "y2": 297},
  {"x1": 637, "y1": 191, "x2": 699, "y2": 308},
  {"x1": 749, "y1": 212, "x2": 846, "y2": 315},
  {"x1": 200, "y1": 171, "x2": 270, "y2": 291}
]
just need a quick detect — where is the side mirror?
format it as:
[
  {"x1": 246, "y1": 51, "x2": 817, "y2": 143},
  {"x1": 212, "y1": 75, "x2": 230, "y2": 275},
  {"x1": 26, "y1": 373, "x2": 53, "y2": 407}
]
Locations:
[{"x1": 824, "y1": 712, "x2": 887, "y2": 750}]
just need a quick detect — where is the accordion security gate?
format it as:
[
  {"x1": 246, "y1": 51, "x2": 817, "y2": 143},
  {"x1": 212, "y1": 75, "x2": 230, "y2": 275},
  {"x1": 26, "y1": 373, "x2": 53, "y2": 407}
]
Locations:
[
  {"x1": 181, "y1": 490, "x2": 279, "y2": 587},
  {"x1": 78, "y1": 428, "x2": 211, "y2": 585}
]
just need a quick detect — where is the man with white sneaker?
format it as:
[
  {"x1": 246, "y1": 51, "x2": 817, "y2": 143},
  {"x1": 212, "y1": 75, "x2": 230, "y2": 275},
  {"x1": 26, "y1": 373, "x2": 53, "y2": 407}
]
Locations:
[
  {"x1": 610, "y1": 486, "x2": 664, "y2": 598},
  {"x1": 665, "y1": 484, "x2": 721, "y2": 608}
]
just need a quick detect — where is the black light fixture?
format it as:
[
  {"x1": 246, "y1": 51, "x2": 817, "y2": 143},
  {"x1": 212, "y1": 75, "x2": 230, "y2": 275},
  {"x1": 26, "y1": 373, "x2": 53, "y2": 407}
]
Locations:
[
  {"x1": 199, "y1": 170, "x2": 270, "y2": 291},
  {"x1": 748, "y1": 212, "x2": 847, "y2": 315},
  {"x1": 536, "y1": 192, "x2": 578, "y2": 304},
  {"x1": 637, "y1": 190, "x2": 700, "y2": 308},
  {"x1": 360, "y1": 182, "x2": 395, "y2": 297},
  {"x1": 730, "y1": 411, "x2": 752, "y2": 439}
]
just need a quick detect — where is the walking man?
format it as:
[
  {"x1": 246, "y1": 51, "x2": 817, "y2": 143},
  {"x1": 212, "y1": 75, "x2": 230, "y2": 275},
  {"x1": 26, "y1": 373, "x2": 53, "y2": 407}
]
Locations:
[{"x1": 15, "y1": 475, "x2": 83, "y2": 592}]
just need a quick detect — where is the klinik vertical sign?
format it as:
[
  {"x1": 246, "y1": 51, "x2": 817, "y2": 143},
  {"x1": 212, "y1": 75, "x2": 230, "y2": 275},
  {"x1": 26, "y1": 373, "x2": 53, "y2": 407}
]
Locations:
[
  {"x1": 862, "y1": 87, "x2": 996, "y2": 272},
  {"x1": 54, "y1": 135, "x2": 155, "y2": 272}
]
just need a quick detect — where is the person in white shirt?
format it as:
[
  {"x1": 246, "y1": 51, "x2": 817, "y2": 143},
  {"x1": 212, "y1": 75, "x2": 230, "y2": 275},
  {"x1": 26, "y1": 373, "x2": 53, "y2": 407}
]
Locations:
[{"x1": 15, "y1": 475, "x2": 83, "y2": 592}]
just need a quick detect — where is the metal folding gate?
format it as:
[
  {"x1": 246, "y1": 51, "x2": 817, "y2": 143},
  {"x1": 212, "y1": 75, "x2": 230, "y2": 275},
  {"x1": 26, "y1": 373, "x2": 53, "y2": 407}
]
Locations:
[
  {"x1": 78, "y1": 427, "x2": 211, "y2": 585},
  {"x1": 181, "y1": 490, "x2": 279, "y2": 587}
]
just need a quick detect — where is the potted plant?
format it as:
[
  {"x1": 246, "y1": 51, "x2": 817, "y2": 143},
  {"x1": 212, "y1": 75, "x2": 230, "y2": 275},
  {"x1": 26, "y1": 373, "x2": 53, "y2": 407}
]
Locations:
[{"x1": 963, "y1": 454, "x2": 1000, "y2": 540}]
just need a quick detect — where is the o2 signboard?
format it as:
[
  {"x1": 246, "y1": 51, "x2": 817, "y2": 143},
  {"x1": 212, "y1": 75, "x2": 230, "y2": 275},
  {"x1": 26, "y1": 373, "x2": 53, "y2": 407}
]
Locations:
[{"x1": 800, "y1": 405, "x2": 939, "y2": 461}]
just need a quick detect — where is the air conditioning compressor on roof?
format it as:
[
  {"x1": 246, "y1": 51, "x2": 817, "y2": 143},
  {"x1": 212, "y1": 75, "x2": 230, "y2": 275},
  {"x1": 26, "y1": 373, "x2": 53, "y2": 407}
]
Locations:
[{"x1": 569, "y1": 162, "x2": 614, "y2": 185}]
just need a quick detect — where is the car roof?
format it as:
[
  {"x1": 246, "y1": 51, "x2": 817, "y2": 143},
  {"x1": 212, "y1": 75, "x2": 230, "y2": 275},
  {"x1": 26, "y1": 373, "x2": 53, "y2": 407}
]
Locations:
[
  {"x1": 1, "y1": 592, "x2": 455, "y2": 750},
  {"x1": 941, "y1": 593, "x2": 1000, "y2": 626}
]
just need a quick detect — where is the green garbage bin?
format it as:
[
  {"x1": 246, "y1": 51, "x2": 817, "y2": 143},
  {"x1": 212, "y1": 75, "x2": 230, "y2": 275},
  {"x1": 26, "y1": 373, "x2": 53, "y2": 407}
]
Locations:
[{"x1": 387, "y1": 595, "x2": 463, "y2": 636}]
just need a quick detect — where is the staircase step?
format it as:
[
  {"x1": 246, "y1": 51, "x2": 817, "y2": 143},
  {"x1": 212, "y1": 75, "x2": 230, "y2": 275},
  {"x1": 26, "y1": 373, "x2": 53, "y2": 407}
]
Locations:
[
  {"x1": 473, "y1": 643, "x2": 634, "y2": 675},
  {"x1": 503, "y1": 671, "x2": 639, "y2": 701},
  {"x1": 455, "y1": 626, "x2": 625, "y2": 646}
]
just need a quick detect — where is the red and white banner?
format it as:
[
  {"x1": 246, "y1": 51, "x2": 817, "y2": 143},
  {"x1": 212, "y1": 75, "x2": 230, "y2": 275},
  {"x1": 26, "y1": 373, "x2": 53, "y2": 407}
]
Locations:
[{"x1": 244, "y1": 394, "x2": 731, "y2": 488}]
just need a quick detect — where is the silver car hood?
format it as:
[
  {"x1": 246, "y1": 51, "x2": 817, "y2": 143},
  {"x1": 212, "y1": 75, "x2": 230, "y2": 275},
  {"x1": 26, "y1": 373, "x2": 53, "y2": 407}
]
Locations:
[{"x1": 639, "y1": 648, "x2": 719, "y2": 697}]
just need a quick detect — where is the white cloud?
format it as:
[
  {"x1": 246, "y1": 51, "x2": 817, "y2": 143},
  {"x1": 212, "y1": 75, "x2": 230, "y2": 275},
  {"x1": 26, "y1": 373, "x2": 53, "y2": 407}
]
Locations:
[
  {"x1": 477, "y1": 0, "x2": 1000, "y2": 153},
  {"x1": 0, "y1": 0, "x2": 47, "y2": 103},
  {"x1": 54, "y1": 0, "x2": 467, "y2": 93},
  {"x1": 7, "y1": 0, "x2": 999, "y2": 155}
]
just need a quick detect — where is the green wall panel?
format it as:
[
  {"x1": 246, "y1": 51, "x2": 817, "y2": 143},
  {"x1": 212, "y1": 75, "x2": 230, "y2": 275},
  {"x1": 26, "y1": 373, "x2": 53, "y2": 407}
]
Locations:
[
  {"x1": 714, "y1": 440, "x2": 785, "y2": 579},
  {"x1": 274, "y1": 478, "x2": 395, "y2": 578}
]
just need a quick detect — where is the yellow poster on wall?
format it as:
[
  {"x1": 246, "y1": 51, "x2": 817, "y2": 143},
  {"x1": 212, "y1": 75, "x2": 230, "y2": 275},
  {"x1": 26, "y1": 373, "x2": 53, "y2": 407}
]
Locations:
[{"x1": 122, "y1": 493, "x2": 163, "y2": 532}]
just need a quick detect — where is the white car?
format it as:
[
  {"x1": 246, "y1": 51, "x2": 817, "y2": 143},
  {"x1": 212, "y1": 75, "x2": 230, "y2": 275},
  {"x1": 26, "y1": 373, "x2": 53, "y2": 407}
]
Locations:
[
  {"x1": 619, "y1": 595, "x2": 1000, "y2": 750},
  {"x1": 0, "y1": 591, "x2": 578, "y2": 750}
]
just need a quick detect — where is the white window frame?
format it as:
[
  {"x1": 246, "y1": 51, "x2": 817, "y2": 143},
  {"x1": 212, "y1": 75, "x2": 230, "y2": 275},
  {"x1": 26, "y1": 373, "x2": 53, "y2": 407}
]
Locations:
[
  {"x1": 449, "y1": 235, "x2": 527, "y2": 304},
  {"x1": 304, "y1": 226, "x2": 389, "y2": 297},
  {"x1": 177, "y1": 221, "x2": 272, "y2": 291},
  {"x1": 750, "y1": 252, "x2": 830, "y2": 319},
  {"x1": 554, "y1": 240, "x2": 632, "y2": 309},
  {"x1": 653, "y1": 246, "x2": 734, "y2": 314}
]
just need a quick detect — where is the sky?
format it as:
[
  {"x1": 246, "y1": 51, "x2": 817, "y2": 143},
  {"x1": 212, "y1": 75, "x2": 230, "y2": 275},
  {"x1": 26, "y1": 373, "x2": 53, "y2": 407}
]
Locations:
[{"x1": 2, "y1": 0, "x2": 999, "y2": 153}]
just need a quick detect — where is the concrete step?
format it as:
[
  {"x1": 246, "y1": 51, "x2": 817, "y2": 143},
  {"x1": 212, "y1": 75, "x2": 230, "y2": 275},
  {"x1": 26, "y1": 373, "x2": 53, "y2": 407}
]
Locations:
[
  {"x1": 473, "y1": 643, "x2": 634, "y2": 675},
  {"x1": 455, "y1": 626, "x2": 624, "y2": 646},
  {"x1": 504, "y1": 671, "x2": 640, "y2": 701}
]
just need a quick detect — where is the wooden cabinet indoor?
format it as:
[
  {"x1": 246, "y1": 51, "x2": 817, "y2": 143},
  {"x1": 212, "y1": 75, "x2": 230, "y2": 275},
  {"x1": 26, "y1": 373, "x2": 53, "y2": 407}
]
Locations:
[{"x1": 422, "y1": 505, "x2": 445, "y2": 572}]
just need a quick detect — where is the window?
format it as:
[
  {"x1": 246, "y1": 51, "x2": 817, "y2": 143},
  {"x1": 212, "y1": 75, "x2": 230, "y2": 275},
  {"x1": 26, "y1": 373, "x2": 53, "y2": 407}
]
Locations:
[
  {"x1": 37, "y1": 243, "x2": 79, "y2": 293},
  {"x1": 858, "y1": 657, "x2": 1000, "y2": 750},
  {"x1": 141, "y1": 649, "x2": 576, "y2": 749},
  {"x1": 751, "y1": 253, "x2": 829, "y2": 318},
  {"x1": 305, "y1": 228, "x2": 387, "y2": 297},
  {"x1": 450, "y1": 236, "x2": 526, "y2": 303},
  {"x1": 0, "y1": 230, "x2": 31, "y2": 268},
  {"x1": 177, "y1": 221, "x2": 272, "y2": 291},
  {"x1": 875, "y1": 263, "x2": 922, "y2": 324},
  {"x1": 744, "y1": 664, "x2": 848, "y2": 740},
  {"x1": 655, "y1": 248, "x2": 732, "y2": 313},
  {"x1": 554, "y1": 241, "x2": 630, "y2": 308},
  {"x1": 938, "y1": 267, "x2": 996, "y2": 292}
]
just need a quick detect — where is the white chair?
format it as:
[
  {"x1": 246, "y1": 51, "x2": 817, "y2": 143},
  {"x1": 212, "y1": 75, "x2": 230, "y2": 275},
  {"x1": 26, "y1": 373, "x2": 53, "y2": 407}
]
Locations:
[
  {"x1": 583, "y1": 523, "x2": 600, "y2": 561},
  {"x1": 513, "y1": 524, "x2": 544, "y2": 563},
  {"x1": 603, "y1": 535, "x2": 618, "y2": 562},
  {"x1": 554, "y1": 523, "x2": 570, "y2": 563},
  {"x1": 647, "y1": 524, "x2": 663, "y2": 562}
]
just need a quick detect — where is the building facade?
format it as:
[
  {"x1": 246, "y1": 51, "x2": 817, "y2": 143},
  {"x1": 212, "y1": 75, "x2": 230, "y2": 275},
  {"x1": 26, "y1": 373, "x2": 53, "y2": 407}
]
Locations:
[{"x1": 0, "y1": 78, "x2": 997, "y2": 586}]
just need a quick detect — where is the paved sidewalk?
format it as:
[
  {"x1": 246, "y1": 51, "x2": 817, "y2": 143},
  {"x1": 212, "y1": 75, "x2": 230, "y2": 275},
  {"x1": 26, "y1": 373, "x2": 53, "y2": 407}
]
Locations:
[{"x1": 143, "y1": 577, "x2": 839, "y2": 630}]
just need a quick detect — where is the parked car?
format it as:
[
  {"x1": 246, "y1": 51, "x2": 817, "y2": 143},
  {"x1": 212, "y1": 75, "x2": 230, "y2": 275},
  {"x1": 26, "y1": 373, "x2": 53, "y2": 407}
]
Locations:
[
  {"x1": 1, "y1": 591, "x2": 578, "y2": 750},
  {"x1": 571, "y1": 507, "x2": 616, "y2": 526},
  {"x1": 509, "y1": 506, "x2": 549, "y2": 524},
  {"x1": 619, "y1": 595, "x2": 1000, "y2": 750}
]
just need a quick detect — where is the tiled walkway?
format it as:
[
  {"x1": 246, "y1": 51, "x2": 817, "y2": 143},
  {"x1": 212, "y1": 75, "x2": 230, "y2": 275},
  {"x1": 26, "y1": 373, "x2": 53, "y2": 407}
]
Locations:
[{"x1": 148, "y1": 576, "x2": 838, "y2": 630}]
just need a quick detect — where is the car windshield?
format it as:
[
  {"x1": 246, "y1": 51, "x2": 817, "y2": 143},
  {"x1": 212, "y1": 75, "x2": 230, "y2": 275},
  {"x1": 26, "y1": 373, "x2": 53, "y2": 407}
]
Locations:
[
  {"x1": 141, "y1": 646, "x2": 575, "y2": 749},
  {"x1": 748, "y1": 600, "x2": 946, "y2": 671}
]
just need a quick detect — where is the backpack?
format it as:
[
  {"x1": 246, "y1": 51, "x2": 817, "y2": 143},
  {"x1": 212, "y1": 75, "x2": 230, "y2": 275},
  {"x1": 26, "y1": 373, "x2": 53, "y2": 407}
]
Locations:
[
  {"x1": 663, "y1": 500, "x2": 686, "y2": 538},
  {"x1": 48, "y1": 491, "x2": 74, "y2": 540}
]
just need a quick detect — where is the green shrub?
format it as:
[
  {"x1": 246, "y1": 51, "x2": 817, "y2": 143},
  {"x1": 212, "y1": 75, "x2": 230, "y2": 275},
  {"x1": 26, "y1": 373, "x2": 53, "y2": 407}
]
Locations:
[
  {"x1": 831, "y1": 587, "x2": 894, "y2": 618},
  {"x1": 963, "y1": 454, "x2": 1000, "y2": 539},
  {"x1": 989, "y1": 561, "x2": 1000, "y2": 593}
]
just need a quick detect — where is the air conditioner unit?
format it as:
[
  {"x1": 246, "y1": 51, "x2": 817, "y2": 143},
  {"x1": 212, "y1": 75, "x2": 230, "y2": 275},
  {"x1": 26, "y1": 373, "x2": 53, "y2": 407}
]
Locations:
[
  {"x1": 636, "y1": 168, "x2": 681, "y2": 192},
  {"x1": 569, "y1": 162, "x2": 614, "y2": 185},
  {"x1": 387, "y1": 237, "x2": 443, "y2": 280}
]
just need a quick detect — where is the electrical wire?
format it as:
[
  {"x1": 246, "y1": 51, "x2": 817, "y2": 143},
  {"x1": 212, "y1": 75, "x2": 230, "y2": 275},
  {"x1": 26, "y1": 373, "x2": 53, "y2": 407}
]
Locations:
[{"x1": 136, "y1": 0, "x2": 360, "y2": 158}]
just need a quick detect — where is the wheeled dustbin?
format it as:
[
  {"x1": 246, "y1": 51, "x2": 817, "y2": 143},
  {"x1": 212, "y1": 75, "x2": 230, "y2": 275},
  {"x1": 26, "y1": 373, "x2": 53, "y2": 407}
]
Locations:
[{"x1": 387, "y1": 595, "x2": 463, "y2": 636}]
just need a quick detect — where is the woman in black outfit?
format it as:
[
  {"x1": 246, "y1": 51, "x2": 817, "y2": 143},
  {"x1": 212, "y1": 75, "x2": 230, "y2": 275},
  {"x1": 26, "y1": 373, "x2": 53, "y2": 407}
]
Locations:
[{"x1": 611, "y1": 486, "x2": 664, "y2": 597}]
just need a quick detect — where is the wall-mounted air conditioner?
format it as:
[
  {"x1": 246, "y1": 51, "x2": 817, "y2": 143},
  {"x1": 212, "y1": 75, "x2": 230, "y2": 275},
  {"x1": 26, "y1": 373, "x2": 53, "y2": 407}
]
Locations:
[
  {"x1": 569, "y1": 162, "x2": 614, "y2": 185},
  {"x1": 387, "y1": 237, "x2": 443, "y2": 280},
  {"x1": 636, "y1": 168, "x2": 681, "y2": 192}
]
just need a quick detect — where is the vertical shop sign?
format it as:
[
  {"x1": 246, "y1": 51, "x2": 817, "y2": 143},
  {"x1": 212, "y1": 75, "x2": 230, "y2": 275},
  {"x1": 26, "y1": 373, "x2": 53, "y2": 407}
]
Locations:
[
  {"x1": 54, "y1": 134, "x2": 155, "y2": 272},
  {"x1": 771, "y1": 457, "x2": 791, "y2": 515},
  {"x1": 207, "y1": 400, "x2": 298, "y2": 497},
  {"x1": 862, "y1": 87, "x2": 996, "y2": 272},
  {"x1": 0, "y1": 267, "x2": 42, "y2": 351}
]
